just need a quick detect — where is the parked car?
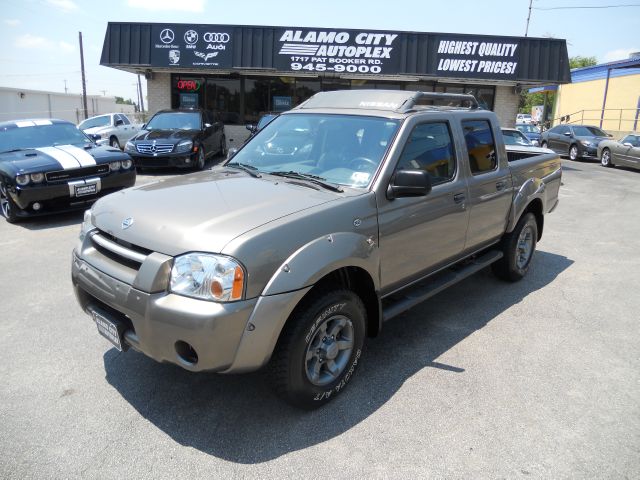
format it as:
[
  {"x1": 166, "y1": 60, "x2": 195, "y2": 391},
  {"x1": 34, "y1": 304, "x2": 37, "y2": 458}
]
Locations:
[
  {"x1": 598, "y1": 133, "x2": 640, "y2": 169},
  {"x1": 0, "y1": 118, "x2": 135, "y2": 223},
  {"x1": 79, "y1": 113, "x2": 140, "y2": 149},
  {"x1": 124, "y1": 109, "x2": 226, "y2": 170},
  {"x1": 540, "y1": 124, "x2": 612, "y2": 160},
  {"x1": 72, "y1": 90, "x2": 561, "y2": 409},
  {"x1": 515, "y1": 123, "x2": 541, "y2": 146},
  {"x1": 502, "y1": 128, "x2": 535, "y2": 147},
  {"x1": 516, "y1": 113, "x2": 533, "y2": 125}
]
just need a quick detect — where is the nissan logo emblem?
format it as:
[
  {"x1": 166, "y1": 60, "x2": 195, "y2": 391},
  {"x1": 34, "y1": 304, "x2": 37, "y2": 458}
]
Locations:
[
  {"x1": 122, "y1": 217, "x2": 134, "y2": 230},
  {"x1": 203, "y1": 32, "x2": 230, "y2": 43}
]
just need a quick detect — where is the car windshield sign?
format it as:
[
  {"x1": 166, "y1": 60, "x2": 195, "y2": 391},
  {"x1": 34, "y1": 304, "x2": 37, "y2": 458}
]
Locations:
[
  {"x1": 227, "y1": 113, "x2": 400, "y2": 188},
  {"x1": 0, "y1": 123, "x2": 91, "y2": 152},
  {"x1": 146, "y1": 112, "x2": 201, "y2": 130}
]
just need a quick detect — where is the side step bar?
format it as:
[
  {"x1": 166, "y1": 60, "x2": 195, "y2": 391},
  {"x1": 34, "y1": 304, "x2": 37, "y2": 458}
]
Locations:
[{"x1": 382, "y1": 249, "x2": 503, "y2": 322}]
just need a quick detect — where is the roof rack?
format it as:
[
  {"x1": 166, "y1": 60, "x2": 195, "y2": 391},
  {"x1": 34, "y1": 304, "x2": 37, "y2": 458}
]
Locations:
[{"x1": 294, "y1": 89, "x2": 479, "y2": 113}]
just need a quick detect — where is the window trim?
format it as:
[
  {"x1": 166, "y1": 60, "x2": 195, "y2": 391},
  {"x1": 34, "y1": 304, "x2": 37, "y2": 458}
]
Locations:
[
  {"x1": 394, "y1": 120, "x2": 458, "y2": 187},
  {"x1": 462, "y1": 118, "x2": 499, "y2": 176}
]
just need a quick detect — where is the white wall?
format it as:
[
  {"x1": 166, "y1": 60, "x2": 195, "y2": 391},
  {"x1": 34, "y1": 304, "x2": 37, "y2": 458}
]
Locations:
[{"x1": 0, "y1": 87, "x2": 137, "y2": 124}]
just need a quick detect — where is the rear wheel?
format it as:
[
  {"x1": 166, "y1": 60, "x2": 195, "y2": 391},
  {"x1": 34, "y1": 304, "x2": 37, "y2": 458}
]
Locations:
[
  {"x1": 600, "y1": 148, "x2": 614, "y2": 167},
  {"x1": 0, "y1": 182, "x2": 19, "y2": 223},
  {"x1": 492, "y1": 213, "x2": 538, "y2": 282},
  {"x1": 270, "y1": 289, "x2": 366, "y2": 409},
  {"x1": 569, "y1": 144, "x2": 579, "y2": 161}
]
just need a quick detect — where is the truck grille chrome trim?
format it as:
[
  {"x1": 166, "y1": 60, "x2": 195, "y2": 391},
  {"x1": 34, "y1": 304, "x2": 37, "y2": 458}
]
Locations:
[
  {"x1": 91, "y1": 232, "x2": 148, "y2": 264},
  {"x1": 136, "y1": 143, "x2": 174, "y2": 154}
]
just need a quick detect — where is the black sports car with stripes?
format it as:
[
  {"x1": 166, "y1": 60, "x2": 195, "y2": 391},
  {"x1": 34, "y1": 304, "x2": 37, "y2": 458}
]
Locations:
[{"x1": 0, "y1": 118, "x2": 136, "y2": 223}]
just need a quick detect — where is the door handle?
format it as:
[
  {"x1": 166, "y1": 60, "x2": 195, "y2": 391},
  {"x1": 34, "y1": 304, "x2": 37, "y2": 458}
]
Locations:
[
  {"x1": 453, "y1": 193, "x2": 466, "y2": 204},
  {"x1": 496, "y1": 181, "x2": 507, "y2": 191}
]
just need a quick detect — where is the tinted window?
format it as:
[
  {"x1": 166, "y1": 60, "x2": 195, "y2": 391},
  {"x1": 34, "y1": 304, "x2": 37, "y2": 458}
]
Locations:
[
  {"x1": 463, "y1": 120, "x2": 497, "y2": 174},
  {"x1": 146, "y1": 112, "x2": 201, "y2": 130},
  {"x1": 118, "y1": 114, "x2": 131, "y2": 125},
  {"x1": 622, "y1": 135, "x2": 640, "y2": 146},
  {"x1": 395, "y1": 122, "x2": 456, "y2": 185},
  {"x1": 573, "y1": 126, "x2": 607, "y2": 137}
]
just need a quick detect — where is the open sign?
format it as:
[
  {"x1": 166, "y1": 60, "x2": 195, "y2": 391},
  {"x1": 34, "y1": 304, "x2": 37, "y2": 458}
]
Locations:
[{"x1": 177, "y1": 80, "x2": 201, "y2": 91}]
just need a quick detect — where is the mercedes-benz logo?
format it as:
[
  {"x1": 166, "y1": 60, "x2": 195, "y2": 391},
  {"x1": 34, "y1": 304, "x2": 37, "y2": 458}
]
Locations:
[
  {"x1": 184, "y1": 29, "x2": 198, "y2": 44},
  {"x1": 160, "y1": 28, "x2": 175, "y2": 44},
  {"x1": 122, "y1": 217, "x2": 134, "y2": 230}
]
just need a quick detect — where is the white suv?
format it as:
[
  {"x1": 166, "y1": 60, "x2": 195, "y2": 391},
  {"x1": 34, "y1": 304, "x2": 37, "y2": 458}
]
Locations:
[{"x1": 516, "y1": 113, "x2": 533, "y2": 125}]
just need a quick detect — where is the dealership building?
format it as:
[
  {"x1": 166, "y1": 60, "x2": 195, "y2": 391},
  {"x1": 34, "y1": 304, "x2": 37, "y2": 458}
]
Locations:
[{"x1": 101, "y1": 22, "x2": 570, "y2": 140}]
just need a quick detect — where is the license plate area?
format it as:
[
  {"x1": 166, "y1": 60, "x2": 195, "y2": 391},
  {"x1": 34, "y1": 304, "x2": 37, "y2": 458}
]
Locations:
[
  {"x1": 90, "y1": 307, "x2": 128, "y2": 351},
  {"x1": 75, "y1": 183, "x2": 97, "y2": 197}
]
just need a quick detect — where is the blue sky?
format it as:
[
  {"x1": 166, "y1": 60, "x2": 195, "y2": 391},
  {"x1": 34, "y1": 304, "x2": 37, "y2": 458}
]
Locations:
[{"x1": 1, "y1": 0, "x2": 638, "y2": 103}]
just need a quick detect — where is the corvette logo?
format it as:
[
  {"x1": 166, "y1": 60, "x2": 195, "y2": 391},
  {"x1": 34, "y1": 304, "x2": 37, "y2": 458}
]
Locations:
[{"x1": 194, "y1": 51, "x2": 218, "y2": 61}]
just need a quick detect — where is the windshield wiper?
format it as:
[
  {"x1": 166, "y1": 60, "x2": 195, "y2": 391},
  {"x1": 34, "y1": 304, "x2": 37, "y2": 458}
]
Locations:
[
  {"x1": 226, "y1": 162, "x2": 262, "y2": 178},
  {"x1": 268, "y1": 171, "x2": 343, "y2": 192}
]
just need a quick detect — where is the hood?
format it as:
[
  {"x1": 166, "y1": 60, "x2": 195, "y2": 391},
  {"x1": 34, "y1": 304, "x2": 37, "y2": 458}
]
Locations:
[
  {"x1": 91, "y1": 168, "x2": 343, "y2": 256},
  {"x1": 0, "y1": 144, "x2": 128, "y2": 174},
  {"x1": 131, "y1": 129, "x2": 197, "y2": 143}
]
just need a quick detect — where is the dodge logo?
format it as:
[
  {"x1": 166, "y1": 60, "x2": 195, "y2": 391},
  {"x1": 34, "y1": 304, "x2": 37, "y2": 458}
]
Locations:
[{"x1": 160, "y1": 28, "x2": 175, "y2": 44}]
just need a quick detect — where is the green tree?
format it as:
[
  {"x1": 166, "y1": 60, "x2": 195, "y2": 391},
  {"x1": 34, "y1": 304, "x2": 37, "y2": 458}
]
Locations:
[
  {"x1": 569, "y1": 56, "x2": 597, "y2": 69},
  {"x1": 115, "y1": 96, "x2": 136, "y2": 105}
]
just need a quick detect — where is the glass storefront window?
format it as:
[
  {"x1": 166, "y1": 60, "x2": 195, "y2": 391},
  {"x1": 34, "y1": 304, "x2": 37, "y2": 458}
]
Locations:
[{"x1": 205, "y1": 77, "x2": 241, "y2": 124}]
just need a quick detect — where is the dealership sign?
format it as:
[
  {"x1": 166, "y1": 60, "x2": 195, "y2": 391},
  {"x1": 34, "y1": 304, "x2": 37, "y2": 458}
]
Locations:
[
  {"x1": 433, "y1": 36, "x2": 519, "y2": 79},
  {"x1": 150, "y1": 25, "x2": 233, "y2": 68},
  {"x1": 274, "y1": 28, "x2": 401, "y2": 75}
]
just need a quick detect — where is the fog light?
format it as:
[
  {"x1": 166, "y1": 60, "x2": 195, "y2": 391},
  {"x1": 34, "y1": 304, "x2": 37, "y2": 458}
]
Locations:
[
  {"x1": 185, "y1": 158, "x2": 191, "y2": 164},
  {"x1": 32, "y1": 202, "x2": 41, "y2": 211}
]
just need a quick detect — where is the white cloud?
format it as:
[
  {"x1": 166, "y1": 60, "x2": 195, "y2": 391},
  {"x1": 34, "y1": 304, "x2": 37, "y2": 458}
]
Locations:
[
  {"x1": 127, "y1": 0, "x2": 204, "y2": 12},
  {"x1": 15, "y1": 34, "x2": 50, "y2": 49},
  {"x1": 604, "y1": 48, "x2": 639, "y2": 63},
  {"x1": 58, "y1": 41, "x2": 75, "y2": 53},
  {"x1": 46, "y1": 0, "x2": 78, "y2": 11},
  {"x1": 4, "y1": 19, "x2": 20, "y2": 27}
]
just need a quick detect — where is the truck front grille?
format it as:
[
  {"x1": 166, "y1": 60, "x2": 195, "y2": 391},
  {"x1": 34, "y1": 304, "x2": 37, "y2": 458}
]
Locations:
[
  {"x1": 90, "y1": 230, "x2": 153, "y2": 270},
  {"x1": 136, "y1": 143, "x2": 174, "y2": 154}
]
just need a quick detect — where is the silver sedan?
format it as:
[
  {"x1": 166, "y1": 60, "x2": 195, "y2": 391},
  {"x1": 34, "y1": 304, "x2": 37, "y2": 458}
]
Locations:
[{"x1": 598, "y1": 133, "x2": 640, "y2": 170}]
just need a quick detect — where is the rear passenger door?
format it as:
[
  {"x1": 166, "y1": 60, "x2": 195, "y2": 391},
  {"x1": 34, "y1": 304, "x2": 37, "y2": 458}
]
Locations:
[
  {"x1": 378, "y1": 118, "x2": 470, "y2": 293},
  {"x1": 462, "y1": 119, "x2": 513, "y2": 250}
]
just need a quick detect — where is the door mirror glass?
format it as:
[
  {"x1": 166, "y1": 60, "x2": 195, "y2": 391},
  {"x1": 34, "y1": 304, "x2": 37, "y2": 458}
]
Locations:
[
  {"x1": 386, "y1": 169, "x2": 432, "y2": 200},
  {"x1": 623, "y1": 142, "x2": 633, "y2": 147},
  {"x1": 246, "y1": 123, "x2": 256, "y2": 133},
  {"x1": 563, "y1": 131, "x2": 571, "y2": 136},
  {"x1": 141, "y1": 123, "x2": 146, "y2": 130},
  {"x1": 227, "y1": 147, "x2": 238, "y2": 160},
  {"x1": 204, "y1": 123, "x2": 212, "y2": 129},
  {"x1": 89, "y1": 134, "x2": 101, "y2": 142}
]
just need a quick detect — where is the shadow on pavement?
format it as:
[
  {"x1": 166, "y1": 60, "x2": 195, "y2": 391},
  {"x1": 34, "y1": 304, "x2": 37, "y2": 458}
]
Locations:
[
  {"x1": 103, "y1": 249, "x2": 573, "y2": 464},
  {"x1": 17, "y1": 209, "x2": 84, "y2": 230}
]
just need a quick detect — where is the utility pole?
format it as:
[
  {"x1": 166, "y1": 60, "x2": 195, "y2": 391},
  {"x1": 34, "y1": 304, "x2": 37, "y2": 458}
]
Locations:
[
  {"x1": 78, "y1": 31, "x2": 88, "y2": 120},
  {"x1": 64, "y1": 79, "x2": 68, "y2": 94},
  {"x1": 525, "y1": 0, "x2": 533, "y2": 37},
  {"x1": 100, "y1": 90, "x2": 107, "y2": 96},
  {"x1": 137, "y1": 74, "x2": 145, "y2": 112}
]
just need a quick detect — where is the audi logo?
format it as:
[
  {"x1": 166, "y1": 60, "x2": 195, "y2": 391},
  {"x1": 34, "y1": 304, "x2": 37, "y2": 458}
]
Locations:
[{"x1": 203, "y1": 32, "x2": 230, "y2": 43}]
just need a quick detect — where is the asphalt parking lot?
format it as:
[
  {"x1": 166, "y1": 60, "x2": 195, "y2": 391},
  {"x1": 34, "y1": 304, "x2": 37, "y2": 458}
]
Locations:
[{"x1": 1, "y1": 159, "x2": 638, "y2": 479}]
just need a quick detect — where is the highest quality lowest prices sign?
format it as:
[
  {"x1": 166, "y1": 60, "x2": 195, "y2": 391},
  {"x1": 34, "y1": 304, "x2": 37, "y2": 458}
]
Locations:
[
  {"x1": 274, "y1": 29, "x2": 402, "y2": 75},
  {"x1": 433, "y1": 37, "x2": 520, "y2": 79}
]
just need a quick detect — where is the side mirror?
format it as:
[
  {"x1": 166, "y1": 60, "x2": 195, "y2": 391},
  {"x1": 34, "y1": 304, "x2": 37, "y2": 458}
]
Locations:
[
  {"x1": 563, "y1": 132, "x2": 571, "y2": 136},
  {"x1": 89, "y1": 134, "x2": 101, "y2": 142},
  {"x1": 246, "y1": 123, "x2": 256, "y2": 133},
  {"x1": 227, "y1": 147, "x2": 238, "y2": 160},
  {"x1": 204, "y1": 123, "x2": 212, "y2": 129},
  {"x1": 115, "y1": 119, "x2": 124, "y2": 126},
  {"x1": 386, "y1": 169, "x2": 432, "y2": 200},
  {"x1": 141, "y1": 123, "x2": 147, "y2": 130},
  {"x1": 623, "y1": 142, "x2": 633, "y2": 147}
]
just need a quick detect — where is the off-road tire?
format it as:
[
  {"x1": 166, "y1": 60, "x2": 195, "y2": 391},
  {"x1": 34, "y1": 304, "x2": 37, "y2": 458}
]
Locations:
[
  {"x1": 270, "y1": 289, "x2": 366, "y2": 410},
  {"x1": 492, "y1": 212, "x2": 538, "y2": 282}
]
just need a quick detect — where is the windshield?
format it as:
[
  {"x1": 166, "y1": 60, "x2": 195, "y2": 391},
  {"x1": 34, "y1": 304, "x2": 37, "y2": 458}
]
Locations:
[
  {"x1": 146, "y1": 112, "x2": 201, "y2": 130},
  {"x1": 502, "y1": 129, "x2": 532, "y2": 146},
  {"x1": 516, "y1": 124, "x2": 540, "y2": 134},
  {"x1": 79, "y1": 115, "x2": 111, "y2": 129},
  {"x1": 573, "y1": 126, "x2": 607, "y2": 137},
  {"x1": 0, "y1": 123, "x2": 91, "y2": 152},
  {"x1": 229, "y1": 113, "x2": 400, "y2": 188}
]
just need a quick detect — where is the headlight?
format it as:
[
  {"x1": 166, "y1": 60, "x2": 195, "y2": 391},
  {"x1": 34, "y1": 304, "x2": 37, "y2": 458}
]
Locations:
[
  {"x1": 170, "y1": 253, "x2": 245, "y2": 302},
  {"x1": 124, "y1": 141, "x2": 136, "y2": 153},
  {"x1": 30, "y1": 173, "x2": 44, "y2": 183},
  {"x1": 110, "y1": 161, "x2": 122, "y2": 171},
  {"x1": 122, "y1": 159, "x2": 133, "y2": 169},
  {"x1": 580, "y1": 140, "x2": 592, "y2": 146},
  {"x1": 176, "y1": 140, "x2": 193, "y2": 153},
  {"x1": 16, "y1": 174, "x2": 29, "y2": 186}
]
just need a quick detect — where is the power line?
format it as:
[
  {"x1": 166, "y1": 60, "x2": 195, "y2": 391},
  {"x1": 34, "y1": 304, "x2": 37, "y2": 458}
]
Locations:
[{"x1": 534, "y1": 3, "x2": 640, "y2": 10}]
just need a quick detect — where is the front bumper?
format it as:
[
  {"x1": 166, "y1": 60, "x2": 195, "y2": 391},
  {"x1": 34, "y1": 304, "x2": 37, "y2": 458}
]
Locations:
[
  {"x1": 578, "y1": 144, "x2": 598, "y2": 158},
  {"x1": 71, "y1": 250, "x2": 310, "y2": 373},
  {"x1": 9, "y1": 169, "x2": 136, "y2": 217},
  {"x1": 130, "y1": 151, "x2": 197, "y2": 169}
]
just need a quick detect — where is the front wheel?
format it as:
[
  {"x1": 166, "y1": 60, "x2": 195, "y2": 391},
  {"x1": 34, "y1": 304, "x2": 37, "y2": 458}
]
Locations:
[
  {"x1": 110, "y1": 137, "x2": 120, "y2": 149},
  {"x1": 600, "y1": 148, "x2": 614, "y2": 167},
  {"x1": 492, "y1": 213, "x2": 538, "y2": 282},
  {"x1": 569, "y1": 144, "x2": 579, "y2": 161},
  {"x1": 0, "y1": 182, "x2": 19, "y2": 223},
  {"x1": 270, "y1": 289, "x2": 366, "y2": 409},
  {"x1": 194, "y1": 146, "x2": 205, "y2": 170},
  {"x1": 219, "y1": 136, "x2": 227, "y2": 157}
]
